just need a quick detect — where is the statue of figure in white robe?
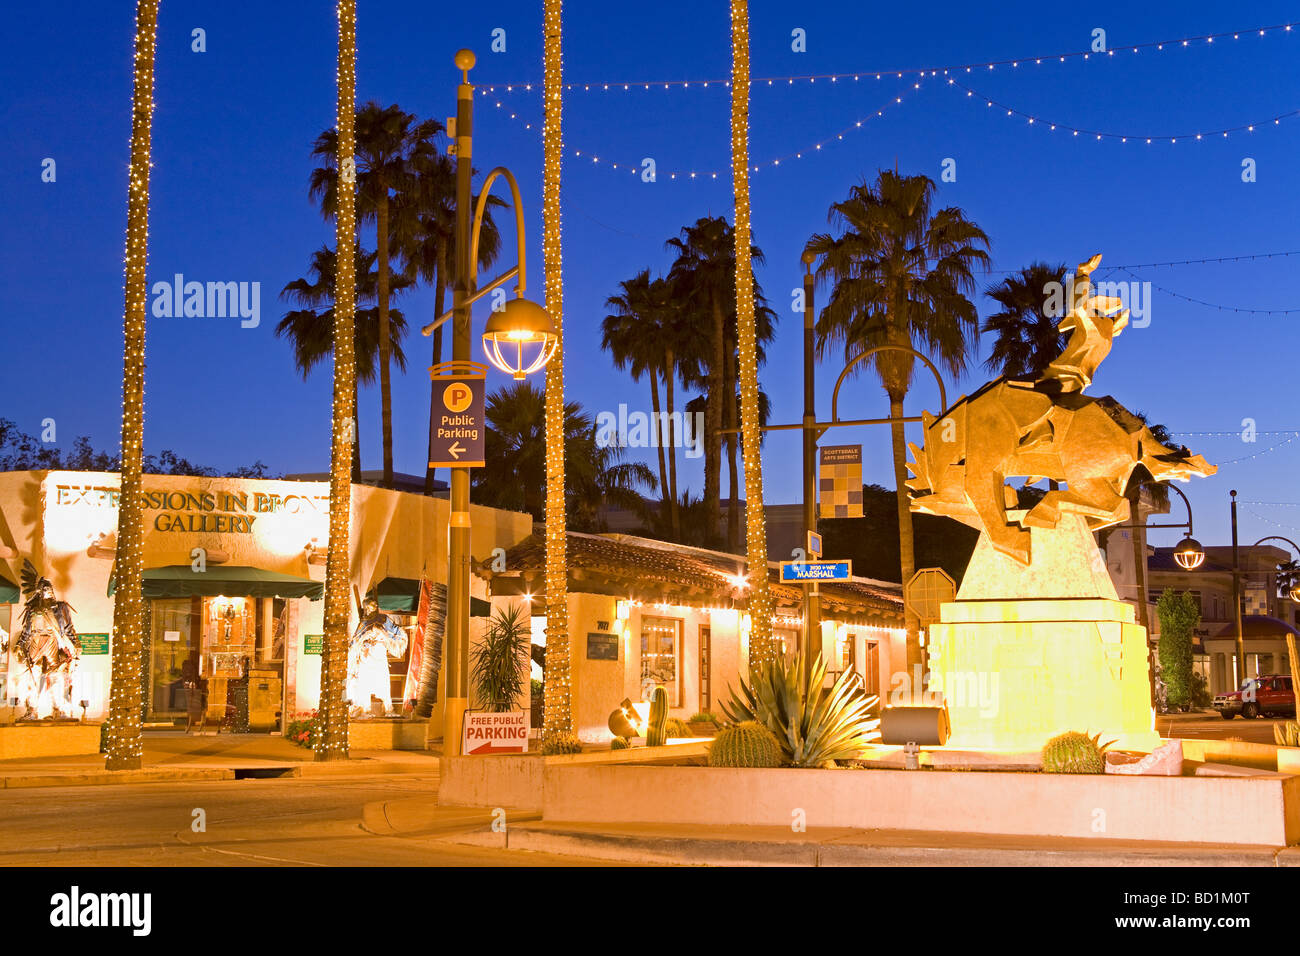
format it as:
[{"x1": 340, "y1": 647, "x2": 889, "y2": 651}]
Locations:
[{"x1": 347, "y1": 598, "x2": 408, "y2": 717}]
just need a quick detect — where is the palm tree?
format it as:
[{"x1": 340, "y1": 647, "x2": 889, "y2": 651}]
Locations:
[
  {"x1": 276, "y1": 244, "x2": 411, "y2": 481},
  {"x1": 602, "y1": 270, "x2": 671, "y2": 524},
  {"x1": 473, "y1": 382, "x2": 654, "y2": 528},
  {"x1": 105, "y1": 0, "x2": 160, "y2": 772},
  {"x1": 390, "y1": 143, "x2": 504, "y2": 494},
  {"x1": 541, "y1": 0, "x2": 571, "y2": 745},
  {"x1": 315, "y1": 0, "x2": 358, "y2": 761},
  {"x1": 667, "y1": 216, "x2": 766, "y2": 548},
  {"x1": 310, "y1": 102, "x2": 439, "y2": 488},
  {"x1": 982, "y1": 262, "x2": 1068, "y2": 379},
  {"x1": 805, "y1": 170, "x2": 990, "y2": 680}
]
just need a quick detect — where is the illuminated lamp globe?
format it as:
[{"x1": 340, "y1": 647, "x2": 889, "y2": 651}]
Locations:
[
  {"x1": 1289, "y1": 585, "x2": 1300, "y2": 604},
  {"x1": 482, "y1": 297, "x2": 558, "y2": 380},
  {"x1": 1172, "y1": 536, "x2": 1205, "y2": 570}
]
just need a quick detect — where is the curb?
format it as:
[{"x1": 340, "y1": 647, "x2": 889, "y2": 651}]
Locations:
[
  {"x1": 493, "y1": 824, "x2": 1289, "y2": 867},
  {"x1": 0, "y1": 768, "x2": 235, "y2": 789}
]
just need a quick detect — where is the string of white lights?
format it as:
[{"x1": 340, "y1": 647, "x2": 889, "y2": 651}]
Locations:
[
  {"x1": 1118, "y1": 267, "x2": 1300, "y2": 315},
  {"x1": 1211, "y1": 433, "x2": 1300, "y2": 465},
  {"x1": 1246, "y1": 508, "x2": 1300, "y2": 534},
  {"x1": 947, "y1": 77, "x2": 1300, "y2": 144},
  {"x1": 476, "y1": 20, "x2": 1298, "y2": 93},
  {"x1": 482, "y1": 82, "x2": 918, "y2": 180},
  {"x1": 1172, "y1": 431, "x2": 1300, "y2": 438}
]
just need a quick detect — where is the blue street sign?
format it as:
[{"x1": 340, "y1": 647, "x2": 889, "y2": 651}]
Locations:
[{"x1": 780, "y1": 560, "x2": 852, "y2": 582}]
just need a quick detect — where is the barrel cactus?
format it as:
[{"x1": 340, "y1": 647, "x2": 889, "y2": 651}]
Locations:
[
  {"x1": 665, "y1": 717, "x2": 690, "y2": 739},
  {"x1": 540, "y1": 733, "x2": 583, "y2": 756},
  {"x1": 1275, "y1": 720, "x2": 1300, "y2": 748},
  {"x1": 610, "y1": 736, "x2": 630, "y2": 750},
  {"x1": 708, "y1": 720, "x2": 782, "y2": 768},
  {"x1": 646, "y1": 686, "x2": 670, "y2": 746},
  {"x1": 1041, "y1": 731, "x2": 1111, "y2": 773}
]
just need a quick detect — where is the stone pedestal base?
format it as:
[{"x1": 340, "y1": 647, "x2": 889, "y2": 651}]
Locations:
[{"x1": 927, "y1": 598, "x2": 1159, "y2": 752}]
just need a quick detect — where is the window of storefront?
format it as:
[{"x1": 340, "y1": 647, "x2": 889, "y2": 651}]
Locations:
[
  {"x1": 641, "y1": 616, "x2": 680, "y2": 706},
  {"x1": 698, "y1": 625, "x2": 711, "y2": 713}
]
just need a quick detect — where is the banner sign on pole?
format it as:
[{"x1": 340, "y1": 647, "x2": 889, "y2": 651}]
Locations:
[
  {"x1": 819, "y1": 445, "x2": 863, "y2": 518},
  {"x1": 428, "y1": 361, "x2": 487, "y2": 468}
]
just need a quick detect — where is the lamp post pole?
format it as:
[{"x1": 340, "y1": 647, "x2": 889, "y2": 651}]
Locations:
[
  {"x1": 444, "y1": 49, "x2": 476, "y2": 757},
  {"x1": 801, "y1": 252, "x2": 820, "y2": 656},
  {"x1": 1231, "y1": 489, "x2": 1245, "y2": 690}
]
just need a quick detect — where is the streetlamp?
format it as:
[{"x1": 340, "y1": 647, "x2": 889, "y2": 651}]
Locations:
[{"x1": 419, "y1": 49, "x2": 556, "y2": 756}]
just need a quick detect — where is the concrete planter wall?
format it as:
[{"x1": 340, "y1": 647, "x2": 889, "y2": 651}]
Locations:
[
  {"x1": 542, "y1": 763, "x2": 1300, "y2": 846},
  {"x1": 347, "y1": 718, "x2": 428, "y2": 751},
  {"x1": 0, "y1": 723, "x2": 101, "y2": 759}
]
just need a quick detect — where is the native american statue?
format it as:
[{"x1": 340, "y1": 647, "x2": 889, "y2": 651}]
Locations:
[
  {"x1": 906, "y1": 253, "x2": 1216, "y2": 566},
  {"x1": 10, "y1": 560, "x2": 81, "y2": 719},
  {"x1": 347, "y1": 597, "x2": 408, "y2": 717}
]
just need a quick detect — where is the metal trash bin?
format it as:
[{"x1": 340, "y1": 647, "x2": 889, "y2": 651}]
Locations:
[{"x1": 880, "y1": 705, "x2": 950, "y2": 746}]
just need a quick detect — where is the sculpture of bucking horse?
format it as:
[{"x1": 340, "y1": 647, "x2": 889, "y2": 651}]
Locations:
[{"x1": 906, "y1": 254, "x2": 1216, "y2": 565}]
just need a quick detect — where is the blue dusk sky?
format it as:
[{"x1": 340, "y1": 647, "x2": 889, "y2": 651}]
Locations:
[{"x1": 3, "y1": 0, "x2": 1298, "y2": 551}]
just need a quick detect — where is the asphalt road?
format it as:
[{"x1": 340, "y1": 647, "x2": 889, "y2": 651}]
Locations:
[
  {"x1": 1156, "y1": 711, "x2": 1294, "y2": 743},
  {"x1": 0, "y1": 773, "x2": 617, "y2": 867}
]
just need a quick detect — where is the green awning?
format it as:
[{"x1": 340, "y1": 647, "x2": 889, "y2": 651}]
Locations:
[
  {"x1": 108, "y1": 565, "x2": 324, "y2": 600},
  {"x1": 0, "y1": 574, "x2": 17, "y2": 605},
  {"x1": 372, "y1": 577, "x2": 488, "y2": 616}
]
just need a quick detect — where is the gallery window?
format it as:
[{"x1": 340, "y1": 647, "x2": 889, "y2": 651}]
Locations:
[{"x1": 640, "y1": 616, "x2": 681, "y2": 706}]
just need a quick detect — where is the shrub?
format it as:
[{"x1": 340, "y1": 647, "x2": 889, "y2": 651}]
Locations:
[
  {"x1": 1157, "y1": 589, "x2": 1200, "y2": 710},
  {"x1": 610, "y1": 736, "x2": 631, "y2": 750},
  {"x1": 541, "y1": 733, "x2": 583, "y2": 756},
  {"x1": 721, "y1": 649, "x2": 879, "y2": 766},
  {"x1": 285, "y1": 711, "x2": 318, "y2": 749},
  {"x1": 708, "y1": 721, "x2": 781, "y2": 768},
  {"x1": 471, "y1": 604, "x2": 531, "y2": 711},
  {"x1": 665, "y1": 717, "x2": 691, "y2": 738},
  {"x1": 1041, "y1": 731, "x2": 1112, "y2": 773},
  {"x1": 1189, "y1": 671, "x2": 1212, "y2": 709},
  {"x1": 1275, "y1": 720, "x2": 1300, "y2": 748},
  {"x1": 689, "y1": 712, "x2": 721, "y2": 725},
  {"x1": 530, "y1": 679, "x2": 544, "y2": 698}
]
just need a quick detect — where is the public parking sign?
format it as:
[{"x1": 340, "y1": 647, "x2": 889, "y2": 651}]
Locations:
[
  {"x1": 428, "y1": 362, "x2": 486, "y2": 468},
  {"x1": 780, "y1": 560, "x2": 852, "y2": 582},
  {"x1": 463, "y1": 711, "x2": 529, "y2": 754}
]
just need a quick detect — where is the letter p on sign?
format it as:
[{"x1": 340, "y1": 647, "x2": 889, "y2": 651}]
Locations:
[{"x1": 443, "y1": 384, "x2": 472, "y2": 413}]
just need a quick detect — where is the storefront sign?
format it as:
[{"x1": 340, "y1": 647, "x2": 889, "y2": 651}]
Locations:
[
  {"x1": 462, "y1": 711, "x2": 528, "y2": 754},
  {"x1": 428, "y1": 363, "x2": 486, "y2": 468},
  {"x1": 80, "y1": 633, "x2": 109, "y2": 655},
  {"x1": 303, "y1": 634, "x2": 323, "y2": 655},
  {"x1": 587, "y1": 632, "x2": 619, "y2": 661},
  {"x1": 781, "y1": 560, "x2": 853, "y2": 582},
  {"x1": 52, "y1": 483, "x2": 329, "y2": 535}
]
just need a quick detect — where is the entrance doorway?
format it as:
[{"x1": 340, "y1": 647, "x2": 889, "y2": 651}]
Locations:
[{"x1": 145, "y1": 595, "x2": 288, "y2": 732}]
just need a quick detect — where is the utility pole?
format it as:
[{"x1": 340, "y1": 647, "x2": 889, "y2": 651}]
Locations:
[
  {"x1": 1231, "y1": 489, "x2": 1245, "y2": 689},
  {"x1": 443, "y1": 49, "x2": 476, "y2": 756},
  {"x1": 801, "y1": 251, "x2": 820, "y2": 655}
]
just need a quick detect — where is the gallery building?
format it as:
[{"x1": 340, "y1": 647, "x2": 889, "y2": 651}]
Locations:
[{"x1": 0, "y1": 469, "x2": 529, "y2": 743}]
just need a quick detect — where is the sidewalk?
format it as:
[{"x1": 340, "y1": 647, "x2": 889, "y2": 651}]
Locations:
[{"x1": 0, "y1": 731, "x2": 442, "y2": 789}]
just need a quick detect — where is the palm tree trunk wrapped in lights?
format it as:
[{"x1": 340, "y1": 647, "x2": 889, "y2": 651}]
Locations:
[
  {"x1": 541, "y1": 0, "x2": 573, "y2": 742},
  {"x1": 104, "y1": 0, "x2": 160, "y2": 772},
  {"x1": 315, "y1": 0, "x2": 357, "y2": 761},
  {"x1": 730, "y1": 0, "x2": 776, "y2": 668}
]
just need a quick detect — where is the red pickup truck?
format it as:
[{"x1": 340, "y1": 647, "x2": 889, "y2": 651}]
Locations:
[{"x1": 1213, "y1": 675, "x2": 1295, "y2": 719}]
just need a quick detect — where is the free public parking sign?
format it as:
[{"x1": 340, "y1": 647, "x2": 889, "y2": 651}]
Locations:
[{"x1": 428, "y1": 362, "x2": 486, "y2": 468}]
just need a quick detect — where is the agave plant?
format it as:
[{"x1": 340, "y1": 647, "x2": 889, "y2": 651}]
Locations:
[{"x1": 721, "y1": 649, "x2": 880, "y2": 766}]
